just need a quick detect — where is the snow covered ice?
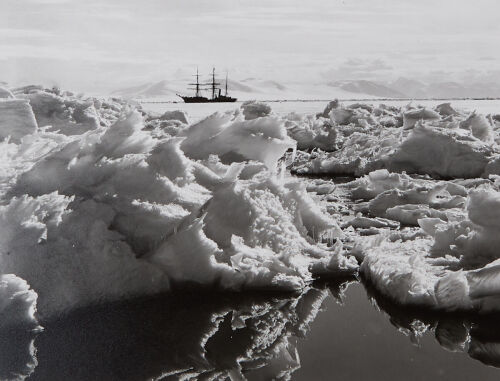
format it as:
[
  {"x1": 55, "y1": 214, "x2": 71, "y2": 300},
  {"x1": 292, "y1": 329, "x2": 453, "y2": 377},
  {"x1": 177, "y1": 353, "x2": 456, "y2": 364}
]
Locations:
[
  {"x1": 291, "y1": 101, "x2": 500, "y2": 179},
  {"x1": 283, "y1": 98, "x2": 500, "y2": 314},
  {"x1": 1, "y1": 86, "x2": 500, "y2": 337},
  {"x1": 2, "y1": 85, "x2": 500, "y2": 379},
  {"x1": 0, "y1": 87, "x2": 357, "y2": 323}
]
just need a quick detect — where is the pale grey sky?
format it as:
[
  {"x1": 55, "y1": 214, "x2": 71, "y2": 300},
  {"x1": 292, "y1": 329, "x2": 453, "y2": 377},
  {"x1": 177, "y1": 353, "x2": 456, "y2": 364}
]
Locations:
[{"x1": 1, "y1": 0, "x2": 499, "y2": 93}]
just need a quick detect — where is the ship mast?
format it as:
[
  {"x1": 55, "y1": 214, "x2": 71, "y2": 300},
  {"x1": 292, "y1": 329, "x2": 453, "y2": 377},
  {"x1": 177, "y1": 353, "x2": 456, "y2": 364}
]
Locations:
[
  {"x1": 188, "y1": 67, "x2": 202, "y2": 97},
  {"x1": 196, "y1": 68, "x2": 200, "y2": 97},
  {"x1": 225, "y1": 71, "x2": 228, "y2": 96},
  {"x1": 209, "y1": 67, "x2": 220, "y2": 100},
  {"x1": 212, "y1": 68, "x2": 216, "y2": 100}
]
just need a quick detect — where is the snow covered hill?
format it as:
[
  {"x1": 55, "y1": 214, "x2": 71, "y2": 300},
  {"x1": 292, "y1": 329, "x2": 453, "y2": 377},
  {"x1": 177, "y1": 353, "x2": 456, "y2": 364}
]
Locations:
[
  {"x1": 328, "y1": 80, "x2": 407, "y2": 98},
  {"x1": 112, "y1": 76, "x2": 500, "y2": 102},
  {"x1": 112, "y1": 77, "x2": 379, "y2": 101}
]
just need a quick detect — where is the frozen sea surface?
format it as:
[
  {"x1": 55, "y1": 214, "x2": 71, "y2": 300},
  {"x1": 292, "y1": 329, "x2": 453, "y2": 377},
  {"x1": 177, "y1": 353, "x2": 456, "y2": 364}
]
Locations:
[
  {"x1": 3, "y1": 88, "x2": 500, "y2": 380},
  {"x1": 141, "y1": 99, "x2": 500, "y2": 122}
]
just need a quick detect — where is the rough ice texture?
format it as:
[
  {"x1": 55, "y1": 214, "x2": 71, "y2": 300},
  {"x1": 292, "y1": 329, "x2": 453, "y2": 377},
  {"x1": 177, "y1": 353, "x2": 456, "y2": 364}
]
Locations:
[
  {"x1": 389, "y1": 124, "x2": 493, "y2": 178},
  {"x1": 460, "y1": 112, "x2": 495, "y2": 144},
  {"x1": 0, "y1": 100, "x2": 38, "y2": 142},
  {"x1": 353, "y1": 171, "x2": 500, "y2": 312},
  {"x1": 295, "y1": 123, "x2": 496, "y2": 179},
  {"x1": 0, "y1": 274, "x2": 38, "y2": 330},
  {"x1": 24, "y1": 92, "x2": 97, "y2": 134},
  {"x1": 358, "y1": 234, "x2": 500, "y2": 312},
  {"x1": 402, "y1": 108, "x2": 440, "y2": 129},
  {"x1": 290, "y1": 101, "x2": 500, "y2": 179},
  {"x1": 284, "y1": 112, "x2": 337, "y2": 151},
  {"x1": 347, "y1": 169, "x2": 425, "y2": 200},
  {"x1": 159, "y1": 110, "x2": 189, "y2": 124},
  {"x1": 241, "y1": 101, "x2": 272, "y2": 120},
  {"x1": 3, "y1": 92, "x2": 500, "y2": 324},
  {"x1": 345, "y1": 169, "x2": 466, "y2": 231},
  {"x1": 179, "y1": 110, "x2": 297, "y2": 170},
  {"x1": 0, "y1": 88, "x2": 355, "y2": 322},
  {"x1": 338, "y1": 165, "x2": 500, "y2": 312},
  {"x1": 0, "y1": 87, "x2": 14, "y2": 99}
]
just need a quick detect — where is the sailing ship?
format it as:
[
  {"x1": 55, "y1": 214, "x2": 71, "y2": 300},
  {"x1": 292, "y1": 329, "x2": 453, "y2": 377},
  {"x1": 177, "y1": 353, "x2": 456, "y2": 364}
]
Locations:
[{"x1": 177, "y1": 68, "x2": 237, "y2": 103}]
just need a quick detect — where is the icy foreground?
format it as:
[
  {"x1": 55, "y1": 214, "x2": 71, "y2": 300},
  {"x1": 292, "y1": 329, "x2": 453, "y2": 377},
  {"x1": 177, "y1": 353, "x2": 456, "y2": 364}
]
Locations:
[
  {"x1": 0, "y1": 87, "x2": 355, "y2": 323},
  {"x1": 286, "y1": 98, "x2": 500, "y2": 314},
  {"x1": 296, "y1": 99, "x2": 500, "y2": 314},
  {"x1": 354, "y1": 177, "x2": 500, "y2": 312},
  {"x1": 2, "y1": 86, "x2": 500, "y2": 327}
]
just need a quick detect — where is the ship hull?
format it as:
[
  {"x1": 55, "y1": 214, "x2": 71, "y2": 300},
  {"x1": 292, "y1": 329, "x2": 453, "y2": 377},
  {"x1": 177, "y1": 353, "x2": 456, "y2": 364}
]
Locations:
[{"x1": 180, "y1": 96, "x2": 237, "y2": 103}]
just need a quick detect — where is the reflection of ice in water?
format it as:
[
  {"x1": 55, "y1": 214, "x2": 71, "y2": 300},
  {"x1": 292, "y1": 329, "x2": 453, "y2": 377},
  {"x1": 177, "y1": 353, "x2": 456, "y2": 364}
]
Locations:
[
  {"x1": 364, "y1": 281, "x2": 500, "y2": 372},
  {"x1": 3, "y1": 278, "x2": 500, "y2": 380},
  {"x1": 11, "y1": 285, "x2": 336, "y2": 381},
  {"x1": 2, "y1": 91, "x2": 500, "y2": 379},
  {"x1": 0, "y1": 332, "x2": 37, "y2": 381}
]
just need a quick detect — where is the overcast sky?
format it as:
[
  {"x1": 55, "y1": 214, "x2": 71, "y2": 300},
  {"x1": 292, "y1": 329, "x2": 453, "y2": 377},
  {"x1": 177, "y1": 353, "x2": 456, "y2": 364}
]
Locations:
[{"x1": 1, "y1": 0, "x2": 499, "y2": 93}]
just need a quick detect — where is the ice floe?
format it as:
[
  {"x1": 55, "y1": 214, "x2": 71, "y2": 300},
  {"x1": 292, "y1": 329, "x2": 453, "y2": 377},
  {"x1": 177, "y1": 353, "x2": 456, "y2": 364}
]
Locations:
[
  {"x1": 0, "y1": 87, "x2": 355, "y2": 321},
  {"x1": 290, "y1": 101, "x2": 500, "y2": 179},
  {"x1": 2, "y1": 88, "x2": 500, "y2": 326}
]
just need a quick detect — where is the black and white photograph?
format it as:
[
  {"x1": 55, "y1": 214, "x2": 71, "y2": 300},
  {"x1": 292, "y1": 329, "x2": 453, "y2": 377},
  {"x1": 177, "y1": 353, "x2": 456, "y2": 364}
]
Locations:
[{"x1": 1, "y1": 0, "x2": 500, "y2": 380}]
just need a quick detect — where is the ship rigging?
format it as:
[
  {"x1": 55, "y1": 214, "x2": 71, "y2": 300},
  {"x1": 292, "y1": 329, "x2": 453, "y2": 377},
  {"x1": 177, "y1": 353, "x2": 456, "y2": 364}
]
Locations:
[{"x1": 177, "y1": 68, "x2": 237, "y2": 103}]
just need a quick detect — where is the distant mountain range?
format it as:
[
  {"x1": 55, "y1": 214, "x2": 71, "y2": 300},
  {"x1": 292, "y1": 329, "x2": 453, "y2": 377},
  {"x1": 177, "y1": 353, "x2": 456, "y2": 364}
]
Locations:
[
  {"x1": 328, "y1": 80, "x2": 406, "y2": 98},
  {"x1": 112, "y1": 77, "x2": 378, "y2": 101},
  {"x1": 389, "y1": 78, "x2": 500, "y2": 99},
  {"x1": 112, "y1": 80, "x2": 177, "y2": 99},
  {"x1": 112, "y1": 77, "x2": 500, "y2": 101}
]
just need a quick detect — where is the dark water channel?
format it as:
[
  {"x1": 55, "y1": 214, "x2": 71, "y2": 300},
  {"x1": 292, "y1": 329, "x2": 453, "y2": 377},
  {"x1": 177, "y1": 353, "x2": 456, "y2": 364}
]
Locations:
[{"x1": 1, "y1": 278, "x2": 500, "y2": 380}]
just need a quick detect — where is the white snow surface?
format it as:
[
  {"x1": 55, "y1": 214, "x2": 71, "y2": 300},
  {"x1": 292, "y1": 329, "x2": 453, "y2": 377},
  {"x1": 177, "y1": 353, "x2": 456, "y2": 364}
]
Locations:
[
  {"x1": 291, "y1": 101, "x2": 500, "y2": 179},
  {"x1": 350, "y1": 171, "x2": 500, "y2": 312},
  {"x1": 0, "y1": 87, "x2": 355, "y2": 322},
  {"x1": 2, "y1": 87, "x2": 500, "y2": 325},
  {"x1": 0, "y1": 99, "x2": 38, "y2": 143}
]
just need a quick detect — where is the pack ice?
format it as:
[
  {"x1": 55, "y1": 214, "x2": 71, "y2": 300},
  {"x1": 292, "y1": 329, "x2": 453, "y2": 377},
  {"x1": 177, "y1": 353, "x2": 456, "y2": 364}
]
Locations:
[
  {"x1": 291, "y1": 101, "x2": 500, "y2": 178},
  {"x1": 0, "y1": 88, "x2": 355, "y2": 324},
  {"x1": 283, "y1": 98, "x2": 500, "y2": 313}
]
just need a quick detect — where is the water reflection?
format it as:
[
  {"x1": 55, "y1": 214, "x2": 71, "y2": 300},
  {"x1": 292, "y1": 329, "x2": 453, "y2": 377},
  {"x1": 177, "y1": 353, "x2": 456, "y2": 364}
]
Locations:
[
  {"x1": 2, "y1": 278, "x2": 500, "y2": 380},
  {"x1": 6, "y1": 281, "x2": 349, "y2": 381},
  {"x1": 365, "y1": 282, "x2": 500, "y2": 370},
  {"x1": 0, "y1": 331, "x2": 36, "y2": 381}
]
